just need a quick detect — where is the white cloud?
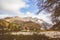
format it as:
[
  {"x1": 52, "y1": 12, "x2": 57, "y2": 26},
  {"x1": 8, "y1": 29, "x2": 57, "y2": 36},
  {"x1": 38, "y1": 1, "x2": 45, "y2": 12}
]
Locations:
[
  {"x1": 36, "y1": 10, "x2": 53, "y2": 24},
  {"x1": 20, "y1": 11, "x2": 53, "y2": 24},
  {"x1": 36, "y1": 14, "x2": 53, "y2": 24},
  {"x1": 25, "y1": 12, "x2": 36, "y2": 17},
  {"x1": 0, "y1": 0, "x2": 53, "y2": 24},
  {"x1": 0, "y1": 15, "x2": 10, "y2": 18},
  {"x1": 0, "y1": 0, "x2": 29, "y2": 15},
  {"x1": 17, "y1": 12, "x2": 36, "y2": 18}
]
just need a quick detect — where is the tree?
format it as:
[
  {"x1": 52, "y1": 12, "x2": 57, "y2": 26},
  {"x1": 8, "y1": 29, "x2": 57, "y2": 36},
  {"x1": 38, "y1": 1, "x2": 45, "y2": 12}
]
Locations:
[
  {"x1": 36, "y1": 0, "x2": 60, "y2": 16},
  {"x1": 36, "y1": 0, "x2": 60, "y2": 30},
  {"x1": 36, "y1": 0, "x2": 60, "y2": 19}
]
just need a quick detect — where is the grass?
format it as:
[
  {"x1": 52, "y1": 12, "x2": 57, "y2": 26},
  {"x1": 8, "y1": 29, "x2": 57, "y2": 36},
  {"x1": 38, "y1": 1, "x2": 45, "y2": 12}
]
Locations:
[{"x1": 0, "y1": 34, "x2": 60, "y2": 40}]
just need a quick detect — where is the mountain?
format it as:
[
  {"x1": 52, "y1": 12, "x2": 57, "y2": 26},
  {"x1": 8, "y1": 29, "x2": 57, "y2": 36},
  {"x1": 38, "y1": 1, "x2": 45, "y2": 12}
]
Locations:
[
  {"x1": 3, "y1": 16, "x2": 49, "y2": 29},
  {"x1": 0, "y1": 16, "x2": 52, "y2": 31}
]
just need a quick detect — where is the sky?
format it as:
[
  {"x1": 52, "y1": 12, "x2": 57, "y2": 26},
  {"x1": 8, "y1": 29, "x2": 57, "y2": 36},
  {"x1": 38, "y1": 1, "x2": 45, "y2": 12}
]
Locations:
[{"x1": 0, "y1": 0, "x2": 53, "y2": 24}]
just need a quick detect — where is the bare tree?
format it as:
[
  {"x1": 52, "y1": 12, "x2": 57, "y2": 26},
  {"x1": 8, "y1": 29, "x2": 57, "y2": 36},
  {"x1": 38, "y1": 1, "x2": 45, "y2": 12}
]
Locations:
[
  {"x1": 36, "y1": 0, "x2": 60, "y2": 16},
  {"x1": 36, "y1": 0, "x2": 60, "y2": 30}
]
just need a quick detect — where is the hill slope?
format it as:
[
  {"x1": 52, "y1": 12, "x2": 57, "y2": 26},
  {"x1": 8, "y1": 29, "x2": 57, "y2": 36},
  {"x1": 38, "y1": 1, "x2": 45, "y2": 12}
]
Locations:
[{"x1": 0, "y1": 16, "x2": 44, "y2": 31}]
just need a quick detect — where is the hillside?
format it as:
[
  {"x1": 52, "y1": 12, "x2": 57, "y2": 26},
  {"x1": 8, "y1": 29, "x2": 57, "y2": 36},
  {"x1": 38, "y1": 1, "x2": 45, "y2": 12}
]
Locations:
[
  {"x1": 0, "y1": 16, "x2": 44, "y2": 32},
  {"x1": 50, "y1": 21, "x2": 60, "y2": 31}
]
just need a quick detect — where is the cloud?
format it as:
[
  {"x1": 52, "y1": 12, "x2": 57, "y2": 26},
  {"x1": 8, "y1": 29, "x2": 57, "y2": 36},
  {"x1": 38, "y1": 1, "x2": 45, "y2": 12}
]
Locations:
[
  {"x1": 25, "y1": 12, "x2": 36, "y2": 17},
  {"x1": 36, "y1": 10, "x2": 53, "y2": 24},
  {"x1": 37, "y1": 14, "x2": 53, "y2": 24},
  {"x1": 0, "y1": 0, "x2": 53, "y2": 24},
  {"x1": 0, "y1": 15, "x2": 10, "y2": 18},
  {"x1": 0, "y1": 0, "x2": 29, "y2": 15},
  {"x1": 22, "y1": 11, "x2": 53, "y2": 24}
]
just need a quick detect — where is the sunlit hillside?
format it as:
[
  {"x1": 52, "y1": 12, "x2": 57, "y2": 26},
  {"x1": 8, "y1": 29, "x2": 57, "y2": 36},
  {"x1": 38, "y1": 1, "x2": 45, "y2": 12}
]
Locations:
[{"x1": 0, "y1": 16, "x2": 43, "y2": 32}]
